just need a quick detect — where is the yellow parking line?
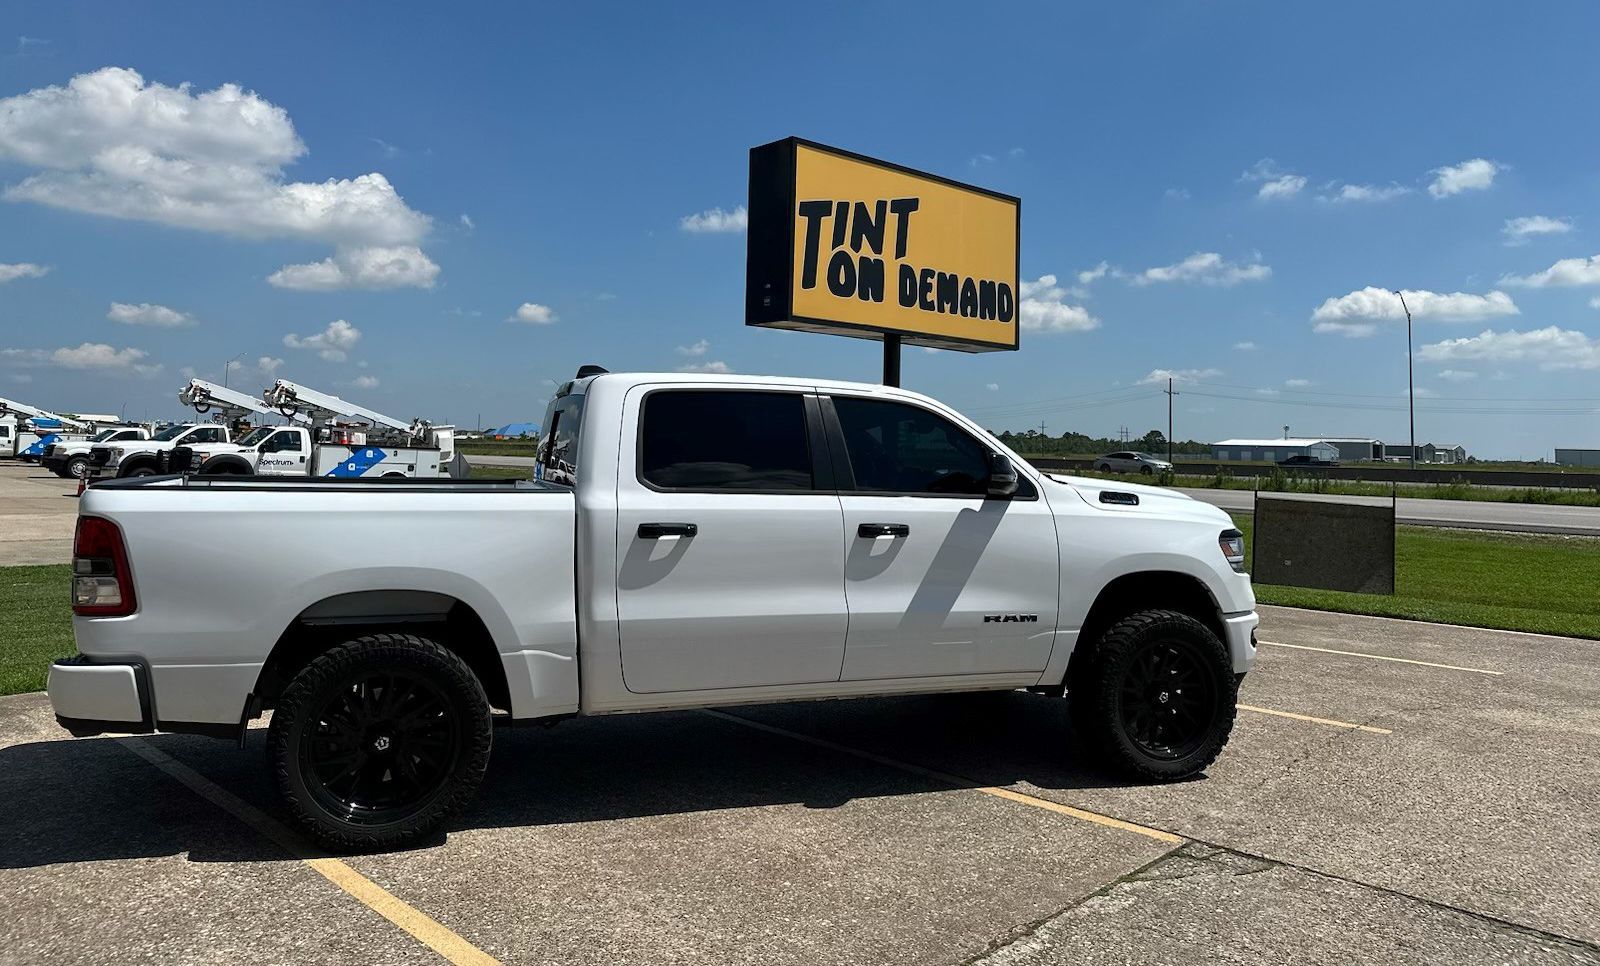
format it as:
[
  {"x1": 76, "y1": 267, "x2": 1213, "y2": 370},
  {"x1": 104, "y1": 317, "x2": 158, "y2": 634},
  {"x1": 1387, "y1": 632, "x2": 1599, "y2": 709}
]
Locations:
[
  {"x1": 120, "y1": 737, "x2": 499, "y2": 966},
  {"x1": 1236, "y1": 704, "x2": 1393, "y2": 735},
  {"x1": 703, "y1": 709, "x2": 1184, "y2": 845},
  {"x1": 1259, "y1": 639, "x2": 1501, "y2": 676}
]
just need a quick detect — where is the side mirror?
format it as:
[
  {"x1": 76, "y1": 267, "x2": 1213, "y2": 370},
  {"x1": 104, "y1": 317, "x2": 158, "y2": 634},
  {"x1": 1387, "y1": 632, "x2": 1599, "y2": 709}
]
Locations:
[{"x1": 986, "y1": 451, "x2": 1019, "y2": 498}]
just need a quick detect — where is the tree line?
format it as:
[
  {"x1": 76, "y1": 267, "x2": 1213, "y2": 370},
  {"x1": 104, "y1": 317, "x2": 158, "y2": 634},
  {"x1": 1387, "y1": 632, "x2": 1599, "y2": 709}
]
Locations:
[{"x1": 990, "y1": 428, "x2": 1211, "y2": 456}]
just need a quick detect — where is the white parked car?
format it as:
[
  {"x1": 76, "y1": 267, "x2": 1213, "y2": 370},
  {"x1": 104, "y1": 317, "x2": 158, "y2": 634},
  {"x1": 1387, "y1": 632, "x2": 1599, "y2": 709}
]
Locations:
[
  {"x1": 49, "y1": 369, "x2": 1257, "y2": 850},
  {"x1": 41, "y1": 426, "x2": 151, "y2": 479}
]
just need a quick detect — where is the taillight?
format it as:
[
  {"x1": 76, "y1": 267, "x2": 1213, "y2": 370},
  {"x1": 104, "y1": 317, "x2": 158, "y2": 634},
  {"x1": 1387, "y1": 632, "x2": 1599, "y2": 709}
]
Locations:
[{"x1": 72, "y1": 516, "x2": 137, "y2": 616}]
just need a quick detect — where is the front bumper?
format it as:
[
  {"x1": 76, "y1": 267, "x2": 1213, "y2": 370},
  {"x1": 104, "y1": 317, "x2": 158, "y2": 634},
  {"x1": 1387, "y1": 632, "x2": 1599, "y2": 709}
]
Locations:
[
  {"x1": 41, "y1": 454, "x2": 67, "y2": 474},
  {"x1": 47, "y1": 656, "x2": 153, "y2": 736},
  {"x1": 1222, "y1": 611, "x2": 1259, "y2": 675}
]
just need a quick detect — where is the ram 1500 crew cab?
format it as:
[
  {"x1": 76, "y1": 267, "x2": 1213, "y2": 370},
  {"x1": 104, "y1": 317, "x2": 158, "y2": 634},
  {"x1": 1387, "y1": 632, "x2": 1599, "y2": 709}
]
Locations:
[{"x1": 49, "y1": 370, "x2": 1258, "y2": 850}]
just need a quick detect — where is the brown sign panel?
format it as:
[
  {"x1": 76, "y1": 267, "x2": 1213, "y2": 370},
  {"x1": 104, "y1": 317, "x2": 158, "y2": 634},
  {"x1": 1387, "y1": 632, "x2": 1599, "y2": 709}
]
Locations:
[
  {"x1": 1252, "y1": 495, "x2": 1395, "y2": 594},
  {"x1": 746, "y1": 138, "x2": 1021, "y2": 353}
]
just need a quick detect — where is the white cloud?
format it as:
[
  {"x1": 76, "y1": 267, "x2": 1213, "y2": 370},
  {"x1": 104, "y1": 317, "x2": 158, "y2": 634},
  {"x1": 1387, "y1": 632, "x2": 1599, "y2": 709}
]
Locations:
[
  {"x1": 107, "y1": 301, "x2": 193, "y2": 327},
  {"x1": 268, "y1": 245, "x2": 439, "y2": 291},
  {"x1": 1018, "y1": 274, "x2": 1099, "y2": 332},
  {"x1": 1233, "y1": 340, "x2": 1258, "y2": 351},
  {"x1": 1310, "y1": 286, "x2": 1519, "y2": 336},
  {"x1": 0, "y1": 67, "x2": 435, "y2": 279},
  {"x1": 678, "y1": 360, "x2": 732, "y2": 374},
  {"x1": 1240, "y1": 159, "x2": 1304, "y2": 201},
  {"x1": 1139, "y1": 367, "x2": 1220, "y2": 385},
  {"x1": 352, "y1": 374, "x2": 379, "y2": 389},
  {"x1": 509, "y1": 302, "x2": 557, "y2": 325},
  {"x1": 679, "y1": 205, "x2": 747, "y2": 233},
  {"x1": 459, "y1": 213, "x2": 474, "y2": 230},
  {"x1": 257, "y1": 356, "x2": 284, "y2": 376},
  {"x1": 1076, "y1": 261, "x2": 1110, "y2": 285},
  {"x1": 676, "y1": 339, "x2": 709, "y2": 357},
  {"x1": 1419, "y1": 326, "x2": 1600, "y2": 370},
  {"x1": 1284, "y1": 378, "x2": 1312, "y2": 388},
  {"x1": 1132, "y1": 252, "x2": 1271, "y2": 287},
  {"x1": 1500, "y1": 254, "x2": 1600, "y2": 288},
  {"x1": 2, "y1": 342, "x2": 159, "y2": 375},
  {"x1": 283, "y1": 319, "x2": 360, "y2": 361},
  {"x1": 1320, "y1": 183, "x2": 1410, "y2": 203},
  {"x1": 1437, "y1": 369, "x2": 1477, "y2": 381},
  {"x1": 0, "y1": 262, "x2": 50, "y2": 284},
  {"x1": 1163, "y1": 187, "x2": 1191, "y2": 201},
  {"x1": 985, "y1": 383, "x2": 999, "y2": 391},
  {"x1": 1502, "y1": 216, "x2": 1571, "y2": 245},
  {"x1": 1257, "y1": 175, "x2": 1306, "y2": 201},
  {"x1": 1428, "y1": 158, "x2": 1499, "y2": 199}
]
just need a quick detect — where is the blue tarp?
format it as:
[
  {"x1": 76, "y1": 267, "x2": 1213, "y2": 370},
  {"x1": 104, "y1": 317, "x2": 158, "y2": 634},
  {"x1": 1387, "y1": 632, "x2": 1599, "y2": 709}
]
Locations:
[{"x1": 489, "y1": 421, "x2": 540, "y2": 437}]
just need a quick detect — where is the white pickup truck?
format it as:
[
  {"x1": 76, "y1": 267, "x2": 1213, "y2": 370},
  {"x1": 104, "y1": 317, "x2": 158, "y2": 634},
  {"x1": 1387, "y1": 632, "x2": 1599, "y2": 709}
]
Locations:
[
  {"x1": 41, "y1": 426, "x2": 151, "y2": 478},
  {"x1": 86, "y1": 422, "x2": 242, "y2": 479},
  {"x1": 49, "y1": 370, "x2": 1258, "y2": 851},
  {"x1": 170, "y1": 424, "x2": 452, "y2": 479}
]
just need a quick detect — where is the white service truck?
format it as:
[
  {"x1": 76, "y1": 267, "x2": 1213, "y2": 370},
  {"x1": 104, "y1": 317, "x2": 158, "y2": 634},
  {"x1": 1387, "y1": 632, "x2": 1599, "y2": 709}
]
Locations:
[
  {"x1": 48, "y1": 369, "x2": 1258, "y2": 851},
  {"x1": 86, "y1": 421, "x2": 243, "y2": 479},
  {"x1": 41, "y1": 426, "x2": 152, "y2": 478},
  {"x1": 0, "y1": 397, "x2": 91, "y2": 461}
]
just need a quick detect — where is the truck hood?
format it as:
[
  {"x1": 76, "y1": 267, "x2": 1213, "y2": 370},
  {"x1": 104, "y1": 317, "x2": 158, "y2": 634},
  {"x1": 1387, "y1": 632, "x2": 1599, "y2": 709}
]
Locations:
[{"x1": 1043, "y1": 473, "x2": 1233, "y2": 527}]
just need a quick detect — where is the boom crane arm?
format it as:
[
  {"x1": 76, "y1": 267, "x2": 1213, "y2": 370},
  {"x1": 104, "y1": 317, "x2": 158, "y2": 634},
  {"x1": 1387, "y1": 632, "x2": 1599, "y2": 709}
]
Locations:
[
  {"x1": 262, "y1": 379, "x2": 424, "y2": 435},
  {"x1": 0, "y1": 396, "x2": 87, "y2": 430},
  {"x1": 178, "y1": 379, "x2": 308, "y2": 425}
]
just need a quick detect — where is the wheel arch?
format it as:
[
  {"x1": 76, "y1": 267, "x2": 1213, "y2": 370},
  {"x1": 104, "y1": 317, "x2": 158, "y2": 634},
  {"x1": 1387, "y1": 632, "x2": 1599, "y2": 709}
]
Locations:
[
  {"x1": 197, "y1": 453, "x2": 255, "y2": 475},
  {"x1": 115, "y1": 452, "x2": 160, "y2": 476},
  {"x1": 254, "y1": 590, "x2": 513, "y2": 714},
  {"x1": 1065, "y1": 570, "x2": 1226, "y2": 685}
]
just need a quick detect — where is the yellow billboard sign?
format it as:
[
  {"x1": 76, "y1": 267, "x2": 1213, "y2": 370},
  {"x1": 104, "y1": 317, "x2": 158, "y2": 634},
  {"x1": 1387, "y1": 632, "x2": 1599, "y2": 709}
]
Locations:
[{"x1": 746, "y1": 138, "x2": 1020, "y2": 352}]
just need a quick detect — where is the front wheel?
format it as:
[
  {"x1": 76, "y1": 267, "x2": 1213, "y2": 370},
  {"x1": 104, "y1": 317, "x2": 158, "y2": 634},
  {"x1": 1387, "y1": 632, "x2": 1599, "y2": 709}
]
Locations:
[
  {"x1": 66, "y1": 456, "x2": 90, "y2": 479},
  {"x1": 268, "y1": 633, "x2": 493, "y2": 851},
  {"x1": 1069, "y1": 610, "x2": 1235, "y2": 781},
  {"x1": 1140, "y1": 465, "x2": 1154, "y2": 476}
]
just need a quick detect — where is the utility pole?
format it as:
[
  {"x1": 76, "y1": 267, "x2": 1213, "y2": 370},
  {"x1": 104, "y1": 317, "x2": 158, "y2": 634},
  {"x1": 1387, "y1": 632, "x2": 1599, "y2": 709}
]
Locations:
[
  {"x1": 1396, "y1": 290, "x2": 1416, "y2": 468},
  {"x1": 223, "y1": 351, "x2": 246, "y2": 389},
  {"x1": 1164, "y1": 377, "x2": 1179, "y2": 463}
]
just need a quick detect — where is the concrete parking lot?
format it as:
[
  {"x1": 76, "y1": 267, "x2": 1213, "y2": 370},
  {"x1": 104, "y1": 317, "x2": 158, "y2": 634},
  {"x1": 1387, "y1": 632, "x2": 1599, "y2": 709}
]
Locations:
[
  {"x1": 0, "y1": 462, "x2": 77, "y2": 565},
  {"x1": 1, "y1": 605, "x2": 1596, "y2": 965}
]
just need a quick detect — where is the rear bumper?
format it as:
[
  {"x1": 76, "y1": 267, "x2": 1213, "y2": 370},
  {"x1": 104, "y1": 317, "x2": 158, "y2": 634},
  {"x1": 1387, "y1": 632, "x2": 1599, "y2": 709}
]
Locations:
[
  {"x1": 47, "y1": 656, "x2": 154, "y2": 736},
  {"x1": 1222, "y1": 611, "x2": 1259, "y2": 675}
]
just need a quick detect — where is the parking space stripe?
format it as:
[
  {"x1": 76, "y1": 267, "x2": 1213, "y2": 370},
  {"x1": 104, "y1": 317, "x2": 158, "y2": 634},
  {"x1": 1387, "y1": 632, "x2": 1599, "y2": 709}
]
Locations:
[
  {"x1": 119, "y1": 737, "x2": 500, "y2": 966},
  {"x1": 1259, "y1": 639, "x2": 1502, "y2": 676},
  {"x1": 1236, "y1": 704, "x2": 1393, "y2": 735},
  {"x1": 702, "y1": 709, "x2": 1184, "y2": 845}
]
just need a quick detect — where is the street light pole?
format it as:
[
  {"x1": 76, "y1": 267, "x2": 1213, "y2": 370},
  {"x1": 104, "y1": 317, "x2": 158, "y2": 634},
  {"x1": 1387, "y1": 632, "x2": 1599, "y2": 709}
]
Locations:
[
  {"x1": 223, "y1": 351, "x2": 246, "y2": 389},
  {"x1": 1396, "y1": 291, "x2": 1415, "y2": 468}
]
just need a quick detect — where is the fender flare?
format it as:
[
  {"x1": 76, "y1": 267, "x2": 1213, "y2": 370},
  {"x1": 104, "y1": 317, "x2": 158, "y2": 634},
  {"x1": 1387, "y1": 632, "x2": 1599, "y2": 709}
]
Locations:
[{"x1": 196, "y1": 453, "x2": 256, "y2": 476}]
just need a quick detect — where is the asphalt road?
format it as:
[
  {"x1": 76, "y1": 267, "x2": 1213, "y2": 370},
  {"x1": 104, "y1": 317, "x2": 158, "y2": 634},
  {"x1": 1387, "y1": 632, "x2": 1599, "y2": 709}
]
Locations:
[
  {"x1": 2, "y1": 606, "x2": 1597, "y2": 964},
  {"x1": 466, "y1": 455, "x2": 1600, "y2": 535}
]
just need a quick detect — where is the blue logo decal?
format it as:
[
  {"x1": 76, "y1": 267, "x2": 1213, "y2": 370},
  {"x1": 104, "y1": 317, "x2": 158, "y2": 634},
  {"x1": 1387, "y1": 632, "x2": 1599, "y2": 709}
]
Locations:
[
  {"x1": 324, "y1": 446, "x2": 388, "y2": 477},
  {"x1": 21, "y1": 433, "x2": 58, "y2": 457}
]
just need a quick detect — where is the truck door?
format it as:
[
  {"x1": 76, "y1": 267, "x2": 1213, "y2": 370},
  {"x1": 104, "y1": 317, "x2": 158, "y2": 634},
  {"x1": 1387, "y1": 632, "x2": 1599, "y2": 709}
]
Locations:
[
  {"x1": 614, "y1": 386, "x2": 848, "y2": 693},
  {"x1": 257, "y1": 430, "x2": 308, "y2": 476},
  {"x1": 824, "y1": 394, "x2": 1060, "y2": 681}
]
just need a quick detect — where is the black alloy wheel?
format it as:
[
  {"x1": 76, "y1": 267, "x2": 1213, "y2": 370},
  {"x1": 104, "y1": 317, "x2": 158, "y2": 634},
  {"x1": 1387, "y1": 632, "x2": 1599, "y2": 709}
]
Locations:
[
  {"x1": 270, "y1": 633, "x2": 492, "y2": 851},
  {"x1": 300, "y1": 670, "x2": 461, "y2": 826},
  {"x1": 1116, "y1": 636, "x2": 1219, "y2": 760}
]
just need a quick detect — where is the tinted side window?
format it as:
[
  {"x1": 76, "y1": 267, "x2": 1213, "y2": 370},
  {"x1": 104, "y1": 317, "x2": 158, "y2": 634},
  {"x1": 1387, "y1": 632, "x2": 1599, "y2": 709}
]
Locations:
[
  {"x1": 537, "y1": 394, "x2": 585, "y2": 486},
  {"x1": 641, "y1": 390, "x2": 812, "y2": 490},
  {"x1": 271, "y1": 431, "x2": 304, "y2": 452},
  {"x1": 190, "y1": 426, "x2": 224, "y2": 444},
  {"x1": 832, "y1": 397, "x2": 988, "y2": 495}
]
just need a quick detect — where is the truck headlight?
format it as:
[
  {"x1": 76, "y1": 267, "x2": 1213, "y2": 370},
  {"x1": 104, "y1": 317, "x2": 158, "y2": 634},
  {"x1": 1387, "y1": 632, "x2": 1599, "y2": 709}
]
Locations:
[{"x1": 1219, "y1": 529, "x2": 1246, "y2": 573}]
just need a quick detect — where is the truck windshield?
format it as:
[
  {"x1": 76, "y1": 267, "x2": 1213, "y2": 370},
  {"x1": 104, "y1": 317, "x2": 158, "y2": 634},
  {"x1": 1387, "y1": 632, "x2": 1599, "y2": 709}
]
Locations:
[
  {"x1": 91, "y1": 429, "x2": 117, "y2": 442},
  {"x1": 152, "y1": 424, "x2": 194, "y2": 442},
  {"x1": 237, "y1": 427, "x2": 275, "y2": 446},
  {"x1": 536, "y1": 393, "x2": 584, "y2": 486}
]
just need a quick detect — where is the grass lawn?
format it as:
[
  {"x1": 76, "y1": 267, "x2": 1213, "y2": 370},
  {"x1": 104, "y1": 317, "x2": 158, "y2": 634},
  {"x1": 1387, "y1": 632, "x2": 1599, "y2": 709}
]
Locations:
[
  {"x1": 1074, "y1": 468, "x2": 1600, "y2": 507},
  {"x1": 467, "y1": 465, "x2": 533, "y2": 480},
  {"x1": 458, "y1": 440, "x2": 538, "y2": 457},
  {"x1": 1232, "y1": 514, "x2": 1600, "y2": 640},
  {"x1": 0, "y1": 564, "x2": 74, "y2": 696}
]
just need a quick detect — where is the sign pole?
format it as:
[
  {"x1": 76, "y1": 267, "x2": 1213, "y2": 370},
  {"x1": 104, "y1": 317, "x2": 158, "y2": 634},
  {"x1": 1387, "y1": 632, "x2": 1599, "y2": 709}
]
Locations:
[{"x1": 883, "y1": 334, "x2": 901, "y2": 388}]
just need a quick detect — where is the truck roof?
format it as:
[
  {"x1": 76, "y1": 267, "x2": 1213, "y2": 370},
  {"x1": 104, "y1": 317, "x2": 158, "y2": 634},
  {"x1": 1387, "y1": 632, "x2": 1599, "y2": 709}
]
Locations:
[{"x1": 568, "y1": 371, "x2": 944, "y2": 406}]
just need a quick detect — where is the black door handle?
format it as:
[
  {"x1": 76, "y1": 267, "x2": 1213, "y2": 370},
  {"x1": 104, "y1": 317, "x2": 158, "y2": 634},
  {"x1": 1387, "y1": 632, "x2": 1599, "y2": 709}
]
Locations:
[
  {"x1": 857, "y1": 523, "x2": 910, "y2": 538},
  {"x1": 638, "y1": 522, "x2": 698, "y2": 538}
]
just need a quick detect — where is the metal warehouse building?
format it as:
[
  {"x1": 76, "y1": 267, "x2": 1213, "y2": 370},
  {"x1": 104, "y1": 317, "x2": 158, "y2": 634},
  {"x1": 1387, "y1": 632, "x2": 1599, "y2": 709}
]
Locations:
[
  {"x1": 1556, "y1": 448, "x2": 1600, "y2": 467},
  {"x1": 1211, "y1": 438, "x2": 1341, "y2": 463}
]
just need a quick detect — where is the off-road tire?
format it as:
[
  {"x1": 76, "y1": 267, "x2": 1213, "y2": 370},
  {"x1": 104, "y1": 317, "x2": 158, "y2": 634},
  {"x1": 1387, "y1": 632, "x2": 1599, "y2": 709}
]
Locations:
[
  {"x1": 1069, "y1": 609, "x2": 1235, "y2": 781},
  {"x1": 268, "y1": 633, "x2": 492, "y2": 852}
]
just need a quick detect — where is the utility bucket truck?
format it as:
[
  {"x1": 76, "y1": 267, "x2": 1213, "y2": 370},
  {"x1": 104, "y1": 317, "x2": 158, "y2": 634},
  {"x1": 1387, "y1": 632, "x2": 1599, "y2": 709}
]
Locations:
[
  {"x1": 84, "y1": 378, "x2": 297, "y2": 481},
  {"x1": 0, "y1": 397, "x2": 91, "y2": 461},
  {"x1": 177, "y1": 379, "x2": 457, "y2": 479}
]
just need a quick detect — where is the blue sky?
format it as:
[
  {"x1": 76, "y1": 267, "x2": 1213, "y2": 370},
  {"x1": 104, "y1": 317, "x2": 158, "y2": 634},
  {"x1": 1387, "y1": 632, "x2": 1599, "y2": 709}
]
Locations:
[{"x1": 3, "y1": 1, "x2": 1599, "y2": 457}]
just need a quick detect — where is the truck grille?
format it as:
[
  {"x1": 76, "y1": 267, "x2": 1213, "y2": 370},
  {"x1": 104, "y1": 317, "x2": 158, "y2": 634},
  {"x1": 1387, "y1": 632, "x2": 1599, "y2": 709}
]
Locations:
[
  {"x1": 89, "y1": 448, "x2": 111, "y2": 467},
  {"x1": 165, "y1": 447, "x2": 199, "y2": 473}
]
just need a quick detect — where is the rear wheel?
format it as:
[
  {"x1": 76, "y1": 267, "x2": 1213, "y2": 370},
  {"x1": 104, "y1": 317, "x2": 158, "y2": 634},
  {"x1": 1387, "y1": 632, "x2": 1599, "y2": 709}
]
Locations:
[
  {"x1": 1140, "y1": 465, "x2": 1154, "y2": 475},
  {"x1": 1096, "y1": 463, "x2": 1111, "y2": 472},
  {"x1": 1069, "y1": 609, "x2": 1235, "y2": 781},
  {"x1": 268, "y1": 633, "x2": 492, "y2": 851}
]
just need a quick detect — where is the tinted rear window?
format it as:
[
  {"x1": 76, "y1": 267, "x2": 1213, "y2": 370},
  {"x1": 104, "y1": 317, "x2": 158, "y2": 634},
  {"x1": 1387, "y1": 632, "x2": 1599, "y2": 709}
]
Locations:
[{"x1": 640, "y1": 390, "x2": 812, "y2": 490}]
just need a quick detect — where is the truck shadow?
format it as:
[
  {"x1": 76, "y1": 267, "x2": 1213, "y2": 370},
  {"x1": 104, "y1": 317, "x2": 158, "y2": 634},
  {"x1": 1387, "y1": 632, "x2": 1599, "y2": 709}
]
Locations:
[{"x1": 0, "y1": 691, "x2": 1176, "y2": 868}]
